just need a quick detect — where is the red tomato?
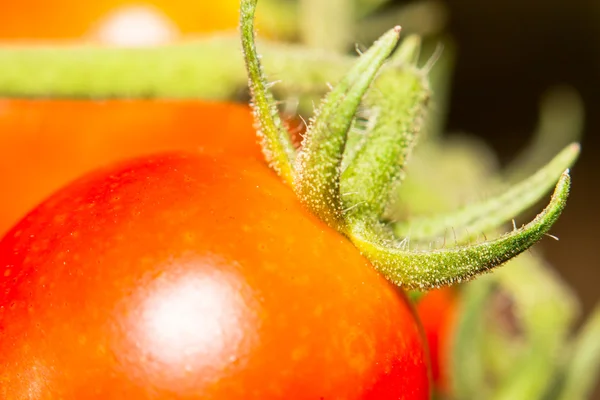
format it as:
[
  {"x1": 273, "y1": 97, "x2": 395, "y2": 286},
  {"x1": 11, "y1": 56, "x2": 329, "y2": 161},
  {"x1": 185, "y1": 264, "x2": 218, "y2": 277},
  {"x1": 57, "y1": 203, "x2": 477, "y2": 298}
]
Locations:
[
  {"x1": 0, "y1": 99, "x2": 263, "y2": 235},
  {"x1": 0, "y1": 152, "x2": 430, "y2": 398},
  {"x1": 416, "y1": 287, "x2": 458, "y2": 395}
]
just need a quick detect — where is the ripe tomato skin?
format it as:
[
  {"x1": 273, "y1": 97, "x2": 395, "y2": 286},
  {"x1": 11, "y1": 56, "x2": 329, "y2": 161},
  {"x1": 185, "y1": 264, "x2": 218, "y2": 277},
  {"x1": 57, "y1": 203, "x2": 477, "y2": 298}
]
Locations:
[
  {"x1": 1, "y1": 0, "x2": 239, "y2": 40},
  {"x1": 0, "y1": 99, "x2": 262, "y2": 235},
  {"x1": 0, "y1": 152, "x2": 430, "y2": 399},
  {"x1": 416, "y1": 288, "x2": 458, "y2": 394}
]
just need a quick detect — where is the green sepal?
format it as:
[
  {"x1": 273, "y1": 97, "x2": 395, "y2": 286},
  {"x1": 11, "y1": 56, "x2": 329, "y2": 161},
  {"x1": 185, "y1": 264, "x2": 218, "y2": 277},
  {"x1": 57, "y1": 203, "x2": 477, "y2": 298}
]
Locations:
[
  {"x1": 393, "y1": 143, "x2": 579, "y2": 244},
  {"x1": 347, "y1": 171, "x2": 570, "y2": 289},
  {"x1": 340, "y1": 36, "x2": 430, "y2": 221},
  {"x1": 294, "y1": 26, "x2": 401, "y2": 229}
]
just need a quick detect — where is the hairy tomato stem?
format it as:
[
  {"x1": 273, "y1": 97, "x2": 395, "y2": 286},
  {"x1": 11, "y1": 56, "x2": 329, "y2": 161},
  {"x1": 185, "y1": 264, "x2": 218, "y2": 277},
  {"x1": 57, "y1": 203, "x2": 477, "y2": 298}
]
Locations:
[
  {"x1": 239, "y1": 0, "x2": 576, "y2": 290},
  {"x1": 241, "y1": 0, "x2": 297, "y2": 185}
]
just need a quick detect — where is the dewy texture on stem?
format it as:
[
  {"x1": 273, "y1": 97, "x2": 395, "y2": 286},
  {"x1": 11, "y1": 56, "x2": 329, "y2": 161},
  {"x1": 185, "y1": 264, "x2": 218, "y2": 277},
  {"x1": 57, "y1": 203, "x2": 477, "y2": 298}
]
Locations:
[
  {"x1": 241, "y1": 0, "x2": 576, "y2": 289},
  {"x1": 348, "y1": 172, "x2": 570, "y2": 289},
  {"x1": 294, "y1": 26, "x2": 401, "y2": 229},
  {"x1": 341, "y1": 35, "x2": 429, "y2": 222},
  {"x1": 0, "y1": 36, "x2": 354, "y2": 115},
  {"x1": 241, "y1": 0, "x2": 297, "y2": 185},
  {"x1": 393, "y1": 143, "x2": 580, "y2": 244}
]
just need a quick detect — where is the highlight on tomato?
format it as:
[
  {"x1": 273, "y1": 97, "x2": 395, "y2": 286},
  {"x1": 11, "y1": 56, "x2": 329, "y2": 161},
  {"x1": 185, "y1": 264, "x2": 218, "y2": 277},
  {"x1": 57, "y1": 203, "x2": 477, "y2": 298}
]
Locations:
[
  {"x1": 0, "y1": 0, "x2": 291, "y2": 46},
  {"x1": 1, "y1": 0, "x2": 240, "y2": 42}
]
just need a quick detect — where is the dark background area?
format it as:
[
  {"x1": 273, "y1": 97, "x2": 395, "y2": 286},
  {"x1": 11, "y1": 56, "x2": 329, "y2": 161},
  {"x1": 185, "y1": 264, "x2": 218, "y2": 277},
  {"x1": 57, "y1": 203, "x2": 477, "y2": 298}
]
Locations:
[
  {"x1": 398, "y1": 0, "x2": 600, "y2": 394},
  {"x1": 402, "y1": 0, "x2": 599, "y2": 308},
  {"x1": 445, "y1": 0, "x2": 599, "y2": 307}
]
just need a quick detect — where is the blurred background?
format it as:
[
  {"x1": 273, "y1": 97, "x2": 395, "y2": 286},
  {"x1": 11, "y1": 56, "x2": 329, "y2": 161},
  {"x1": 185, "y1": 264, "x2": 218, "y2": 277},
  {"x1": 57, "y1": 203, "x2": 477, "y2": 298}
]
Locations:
[
  {"x1": 427, "y1": 0, "x2": 600, "y2": 320},
  {"x1": 401, "y1": 1, "x2": 600, "y2": 397}
]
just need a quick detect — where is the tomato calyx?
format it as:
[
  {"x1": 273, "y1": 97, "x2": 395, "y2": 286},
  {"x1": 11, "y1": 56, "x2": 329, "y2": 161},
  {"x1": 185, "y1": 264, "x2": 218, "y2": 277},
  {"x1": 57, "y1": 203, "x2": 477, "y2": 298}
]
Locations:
[{"x1": 240, "y1": 0, "x2": 579, "y2": 290}]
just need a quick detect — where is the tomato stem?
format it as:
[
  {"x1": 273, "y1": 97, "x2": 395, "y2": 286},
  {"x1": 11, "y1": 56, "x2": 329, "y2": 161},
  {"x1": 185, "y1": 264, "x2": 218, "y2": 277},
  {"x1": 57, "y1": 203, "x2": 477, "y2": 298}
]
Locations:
[
  {"x1": 240, "y1": 0, "x2": 297, "y2": 185},
  {"x1": 240, "y1": 0, "x2": 576, "y2": 290},
  {"x1": 0, "y1": 36, "x2": 353, "y2": 109}
]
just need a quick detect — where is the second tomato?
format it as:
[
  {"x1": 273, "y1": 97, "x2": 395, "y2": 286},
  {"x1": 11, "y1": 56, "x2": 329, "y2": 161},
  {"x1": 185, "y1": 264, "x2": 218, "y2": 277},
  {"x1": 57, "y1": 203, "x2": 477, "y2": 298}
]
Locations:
[{"x1": 0, "y1": 99, "x2": 264, "y2": 234}]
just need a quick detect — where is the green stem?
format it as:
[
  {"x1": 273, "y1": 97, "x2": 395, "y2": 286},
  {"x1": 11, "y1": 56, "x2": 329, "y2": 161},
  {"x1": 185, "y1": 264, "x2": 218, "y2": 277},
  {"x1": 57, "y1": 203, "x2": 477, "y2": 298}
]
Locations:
[
  {"x1": 241, "y1": 0, "x2": 297, "y2": 185},
  {"x1": 0, "y1": 35, "x2": 354, "y2": 105}
]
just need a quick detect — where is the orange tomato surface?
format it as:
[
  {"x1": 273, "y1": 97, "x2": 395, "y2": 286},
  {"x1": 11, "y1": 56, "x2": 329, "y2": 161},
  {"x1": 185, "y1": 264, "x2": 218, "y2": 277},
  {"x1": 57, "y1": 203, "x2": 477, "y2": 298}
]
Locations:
[
  {"x1": 1, "y1": 0, "x2": 240, "y2": 41},
  {"x1": 0, "y1": 99, "x2": 264, "y2": 234},
  {"x1": 0, "y1": 152, "x2": 430, "y2": 398}
]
